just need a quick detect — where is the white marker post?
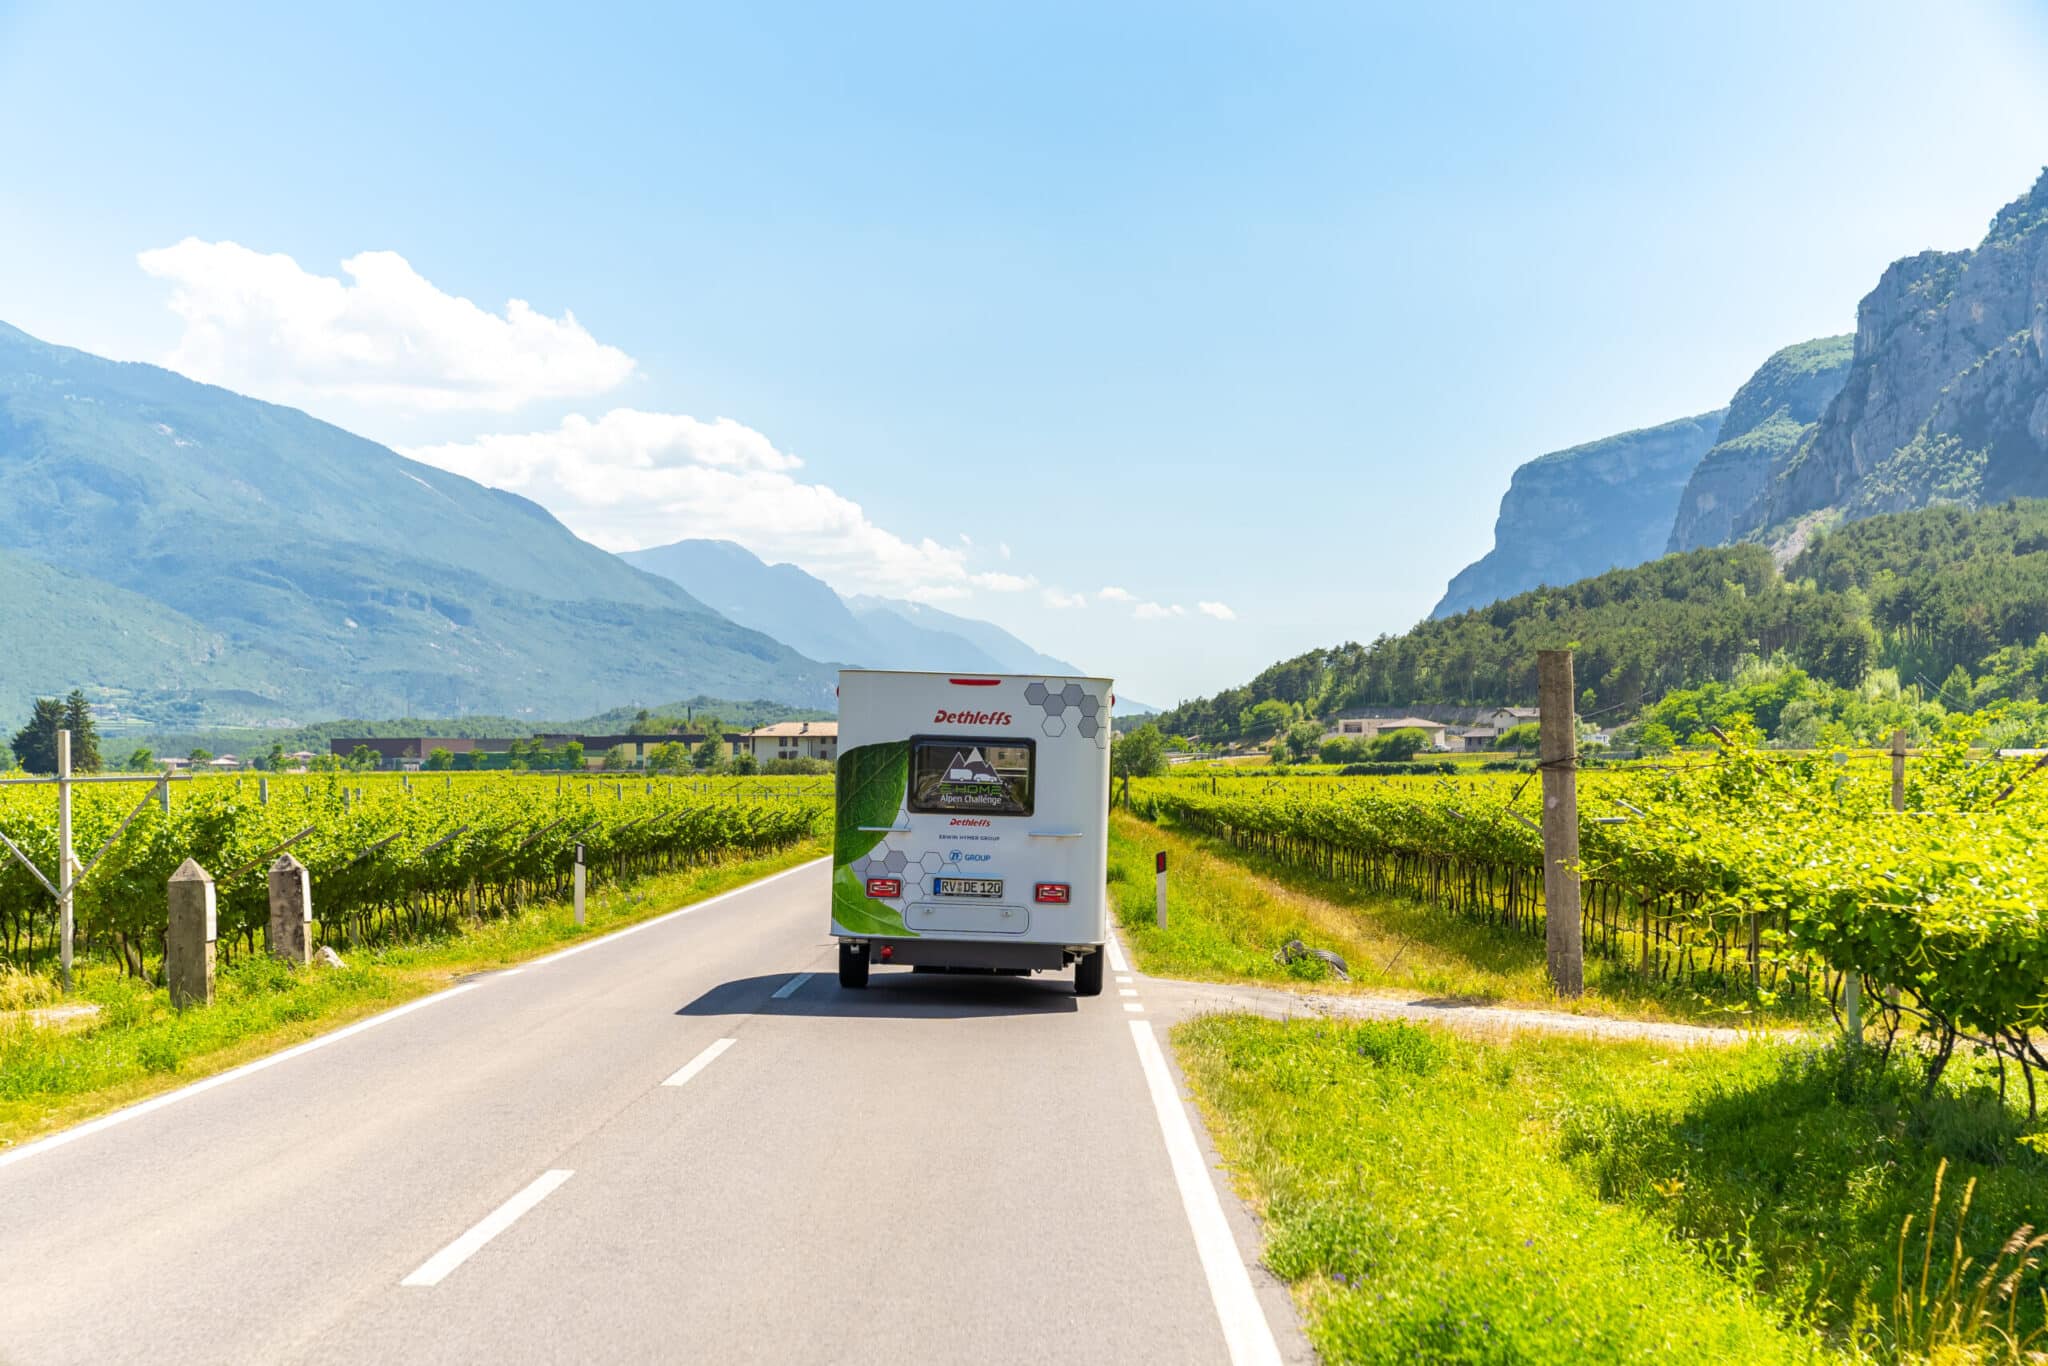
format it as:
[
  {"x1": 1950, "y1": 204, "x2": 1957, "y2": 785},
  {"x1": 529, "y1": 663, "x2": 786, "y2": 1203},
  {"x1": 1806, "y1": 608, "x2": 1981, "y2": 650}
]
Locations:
[
  {"x1": 1155, "y1": 850, "x2": 1167, "y2": 929},
  {"x1": 573, "y1": 842, "x2": 586, "y2": 927}
]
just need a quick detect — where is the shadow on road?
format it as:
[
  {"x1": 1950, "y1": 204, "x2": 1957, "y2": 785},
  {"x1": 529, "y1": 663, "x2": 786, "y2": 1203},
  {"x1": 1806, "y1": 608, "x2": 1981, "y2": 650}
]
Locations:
[{"x1": 677, "y1": 971, "x2": 1081, "y2": 1019}]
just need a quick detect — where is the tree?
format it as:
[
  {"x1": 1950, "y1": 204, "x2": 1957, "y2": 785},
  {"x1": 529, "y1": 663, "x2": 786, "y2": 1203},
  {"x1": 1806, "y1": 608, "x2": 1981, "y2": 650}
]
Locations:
[
  {"x1": 9, "y1": 697, "x2": 67, "y2": 773},
  {"x1": 1369, "y1": 727, "x2": 1428, "y2": 761},
  {"x1": 62, "y1": 690, "x2": 102, "y2": 773},
  {"x1": 730, "y1": 750, "x2": 759, "y2": 775},
  {"x1": 1238, "y1": 699, "x2": 1292, "y2": 738},
  {"x1": 1279, "y1": 720, "x2": 1325, "y2": 764},
  {"x1": 604, "y1": 744, "x2": 634, "y2": 771},
  {"x1": 1496, "y1": 722, "x2": 1540, "y2": 753},
  {"x1": 268, "y1": 743, "x2": 287, "y2": 772},
  {"x1": 349, "y1": 745, "x2": 378, "y2": 771},
  {"x1": 692, "y1": 736, "x2": 726, "y2": 771},
  {"x1": 560, "y1": 740, "x2": 585, "y2": 771},
  {"x1": 189, "y1": 748, "x2": 214, "y2": 764},
  {"x1": 127, "y1": 747, "x2": 156, "y2": 772},
  {"x1": 1112, "y1": 723, "x2": 1168, "y2": 780},
  {"x1": 425, "y1": 748, "x2": 454, "y2": 770}
]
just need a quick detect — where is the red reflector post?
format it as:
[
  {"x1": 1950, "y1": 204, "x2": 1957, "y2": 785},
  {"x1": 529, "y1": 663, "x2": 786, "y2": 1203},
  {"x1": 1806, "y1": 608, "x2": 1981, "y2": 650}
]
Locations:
[
  {"x1": 865, "y1": 877, "x2": 902, "y2": 898},
  {"x1": 1034, "y1": 883, "x2": 1070, "y2": 904},
  {"x1": 1155, "y1": 851, "x2": 1167, "y2": 874}
]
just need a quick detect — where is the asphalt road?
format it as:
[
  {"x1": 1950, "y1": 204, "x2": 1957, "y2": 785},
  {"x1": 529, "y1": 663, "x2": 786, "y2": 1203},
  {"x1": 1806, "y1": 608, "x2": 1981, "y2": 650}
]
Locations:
[{"x1": 0, "y1": 859, "x2": 1306, "y2": 1366}]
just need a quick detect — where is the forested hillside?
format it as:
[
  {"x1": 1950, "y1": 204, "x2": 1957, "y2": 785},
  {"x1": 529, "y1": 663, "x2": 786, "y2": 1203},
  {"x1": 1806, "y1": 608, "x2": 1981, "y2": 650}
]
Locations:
[{"x1": 1157, "y1": 499, "x2": 2048, "y2": 740}]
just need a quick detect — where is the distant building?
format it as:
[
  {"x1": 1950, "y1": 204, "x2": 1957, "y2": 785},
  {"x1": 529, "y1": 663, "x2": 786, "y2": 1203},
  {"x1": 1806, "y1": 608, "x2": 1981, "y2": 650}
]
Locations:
[
  {"x1": 742, "y1": 720, "x2": 838, "y2": 765},
  {"x1": 1322, "y1": 716, "x2": 1450, "y2": 751}
]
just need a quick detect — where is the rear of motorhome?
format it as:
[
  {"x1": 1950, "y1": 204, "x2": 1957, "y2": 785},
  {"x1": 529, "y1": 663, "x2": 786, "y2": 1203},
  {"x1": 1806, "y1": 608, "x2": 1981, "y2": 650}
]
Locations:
[{"x1": 831, "y1": 670, "x2": 1113, "y2": 994}]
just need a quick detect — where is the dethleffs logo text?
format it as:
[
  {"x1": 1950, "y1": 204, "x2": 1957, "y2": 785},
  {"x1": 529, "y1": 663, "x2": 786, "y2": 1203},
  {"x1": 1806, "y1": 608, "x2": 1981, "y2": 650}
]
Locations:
[{"x1": 932, "y1": 709, "x2": 1012, "y2": 726}]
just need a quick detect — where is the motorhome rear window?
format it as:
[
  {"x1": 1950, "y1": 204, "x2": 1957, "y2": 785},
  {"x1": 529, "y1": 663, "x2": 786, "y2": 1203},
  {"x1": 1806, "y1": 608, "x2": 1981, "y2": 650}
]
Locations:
[{"x1": 907, "y1": 737, "x2": 1035, "y2": 817}]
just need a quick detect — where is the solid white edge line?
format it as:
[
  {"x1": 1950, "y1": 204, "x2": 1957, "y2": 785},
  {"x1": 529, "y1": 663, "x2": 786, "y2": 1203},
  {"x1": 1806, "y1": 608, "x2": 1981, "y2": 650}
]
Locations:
[
  {"x1": 522, "y1": 856, "x2": 827, "y2": 967},
  {"x1": 401, "y1": 1169, "x2": 574, "y2": 1287},
  {"x1": 0, "y1": 983, "x2": 480, "y2": 1173},
  {"x1": 770, "y1": 972, "x2": 813, "y2": 999},
  {"x1": 0, "y1": 856, "x2": 830, "y2": 1172},
  {"x1": 662, "y1": 1037, "x2": 737, "y2": 1087},
  {"x1": 1104, "y1": 926, "x2": 1131, "y2": 974},
  {"x1": 1129, "y1": 1020, "x2": 1284, "y2": 1366}
]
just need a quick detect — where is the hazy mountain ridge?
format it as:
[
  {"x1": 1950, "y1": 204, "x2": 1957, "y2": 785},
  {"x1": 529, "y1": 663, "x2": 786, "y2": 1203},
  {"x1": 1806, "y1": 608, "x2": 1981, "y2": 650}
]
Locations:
[{"x1": 0, "y1": 322, "x2": 837, "y2": 725}]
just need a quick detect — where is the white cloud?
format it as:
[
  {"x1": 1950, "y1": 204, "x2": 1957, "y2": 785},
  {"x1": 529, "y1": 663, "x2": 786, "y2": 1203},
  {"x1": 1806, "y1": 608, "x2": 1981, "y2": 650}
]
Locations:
[
  {"x1": 1098, "y1": 586, "x2": 1134, "y2": 602},
  {"x1": 1042, "y1": 589, "x2": 1088, "y2": 609},
  {"x1": 1133, "y1": 602, "x2": 1187, "y2": 620},
  {"x1": 999, "y1": 542, "x2": 1013, "y2": 561},
  {"x1": 1197, "y1": 600, "x2": 1237, "y2": 621},
  {"x1": 971, "y1": 572, "x2": 1037, "y2": 592},
  {"x1": 407, "y1": 408, "x2": 1006, "y2": 601},
  {"x1": 137, "y1": 239, "x2": 635, "y2": 412}
]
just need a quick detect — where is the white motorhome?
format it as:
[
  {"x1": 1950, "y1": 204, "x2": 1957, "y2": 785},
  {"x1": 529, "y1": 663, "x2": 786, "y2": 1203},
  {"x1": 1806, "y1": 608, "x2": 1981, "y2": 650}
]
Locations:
[{"x1": 831, "y1": 669, "x2": 1113, "y2": 995}]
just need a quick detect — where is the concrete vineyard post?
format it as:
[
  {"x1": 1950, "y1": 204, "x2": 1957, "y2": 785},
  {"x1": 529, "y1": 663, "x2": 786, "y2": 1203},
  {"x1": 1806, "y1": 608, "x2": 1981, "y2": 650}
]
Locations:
[
  {"x1": 1155, "y1": 850, "x2": 1167, "y2": 929},
  {"x1": 167, "y1": 859, "x2": 217, "y2": 1008},
  {"x1": 1538, "y1": 650, "x2": 1584, "y2": 997},
  {"x1": 267, "y1": 853, "x2": 313, "y2": 965},
  {"x1": 1891, "y1": 729, "x2": 1907, "y2": 813},
  {"x1": 259, "y1": 776, "x2": 269, "y2": 805},
  {"x1": 573, "y1": 843, "x2": 587, "y2": 926}
]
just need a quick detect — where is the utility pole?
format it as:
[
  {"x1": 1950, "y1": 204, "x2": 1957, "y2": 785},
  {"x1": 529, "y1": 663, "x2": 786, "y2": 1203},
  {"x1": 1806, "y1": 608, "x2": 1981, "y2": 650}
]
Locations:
[{"x1": 1537, "y1": 651, "x2": 1583, "y2": 997}]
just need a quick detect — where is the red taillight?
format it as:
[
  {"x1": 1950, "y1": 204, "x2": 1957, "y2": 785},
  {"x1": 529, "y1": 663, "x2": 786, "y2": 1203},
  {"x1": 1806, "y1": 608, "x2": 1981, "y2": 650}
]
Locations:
[
  {"x1": 1034, "y1": 883, "x2": 1070, "y2": 904},
  {"x1": 880, "y1": 944, "x2": 894, "y2": 960},
  {"x1": 948, "y1": 677, "x2": 1001, "y2": 687},
  {"x1": 866, "y1": 877, "x2": 902, "y2": 898}
]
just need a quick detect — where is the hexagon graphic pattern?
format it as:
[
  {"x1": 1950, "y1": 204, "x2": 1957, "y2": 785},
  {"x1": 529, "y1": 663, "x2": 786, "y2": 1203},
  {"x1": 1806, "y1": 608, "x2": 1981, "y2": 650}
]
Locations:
[{"x1": 1021, "y1": 677, "x2": 1110, "y2": 749}]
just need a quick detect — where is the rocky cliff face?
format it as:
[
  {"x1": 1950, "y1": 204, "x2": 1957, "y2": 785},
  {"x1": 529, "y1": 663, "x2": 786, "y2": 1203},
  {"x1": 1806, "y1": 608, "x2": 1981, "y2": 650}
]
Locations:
[
  {"x1": 1431, "y1": 412, "x2": 1723, "y2": 619},
  {"x1": 1757, "y1": 171, "x2": 2048, "y2": 530},
  {"x1": 1667, "y1": 335, "x2": 1854, "y2": 551}
]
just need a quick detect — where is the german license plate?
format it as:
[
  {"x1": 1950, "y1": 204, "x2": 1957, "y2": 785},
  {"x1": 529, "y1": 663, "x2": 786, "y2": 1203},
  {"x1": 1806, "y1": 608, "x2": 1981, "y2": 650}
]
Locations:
[{"x1": 936, "y1": 877, "x2": 1003, "y2": 898}]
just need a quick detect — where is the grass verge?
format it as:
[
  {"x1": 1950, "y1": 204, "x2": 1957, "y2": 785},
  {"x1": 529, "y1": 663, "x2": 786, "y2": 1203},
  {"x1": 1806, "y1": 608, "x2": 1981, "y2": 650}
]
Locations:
[
  {"x1": 0, "y1": 838, "x2": 826, "y2": 1150},
  {"x1": 1110, "y1": 809, "x2": 1809, "y2": 1026},
  {"x1": 1175, "y1": 1014, "x2": 2048, "y2": 1364}
]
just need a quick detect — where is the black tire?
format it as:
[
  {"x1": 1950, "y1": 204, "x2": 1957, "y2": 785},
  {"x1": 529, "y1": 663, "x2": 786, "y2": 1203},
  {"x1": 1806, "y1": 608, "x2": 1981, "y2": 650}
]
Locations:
[
  {"x1": 839, "y1": 941, "x2": 870, "y2": 989},
  {"x1": 1074, "y1": 947, "x2": 1105, "y2": 997}
]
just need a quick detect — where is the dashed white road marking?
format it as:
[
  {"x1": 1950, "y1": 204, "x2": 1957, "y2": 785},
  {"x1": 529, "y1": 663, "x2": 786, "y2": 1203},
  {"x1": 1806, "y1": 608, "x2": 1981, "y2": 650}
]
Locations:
[
  {"x1": 401, "y1": 1169, "x2": 574, "y2": 1288},
  {"x1": 1120, "y1": 988, "x2": 1139, "y2": 997},
  {"x1": 662, "y1": 1037, "x2": 737, "y2": 1088},
  {"x1": 1124, "y1": 1002, "x2": 1145, "y2": 1013},
  {"x1": 1116, "y1": 976, "x2": 1134, "y2": 985},
  {"x1": 1128, "y1": 1021, "x2": 1284, "y2": 1366},
  {"x1": 1104, "y1": 929, "x2": 1131, "y2": 974},
  {"x1": 771, "y1": 972, "x2": 813, "y2": 999},
  {"x1": 0, "y1": 857, "x2": 828, "y2": 1174}
]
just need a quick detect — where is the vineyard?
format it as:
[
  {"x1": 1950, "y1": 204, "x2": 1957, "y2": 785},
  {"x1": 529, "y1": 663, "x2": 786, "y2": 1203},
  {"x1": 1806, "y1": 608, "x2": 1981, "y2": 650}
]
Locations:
[
  {"x1": 1131, "y1": 728, "x2": 2048, "y2": 1103},
  {"x1": 0, "y1": 772, "x2": 830, "y2": 977}
]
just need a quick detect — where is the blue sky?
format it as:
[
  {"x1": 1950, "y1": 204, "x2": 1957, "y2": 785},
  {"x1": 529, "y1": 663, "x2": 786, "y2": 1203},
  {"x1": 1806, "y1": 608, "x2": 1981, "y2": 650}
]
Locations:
[{"x1": 3, "y1": 1, "x2": 2047, "y2": 706}]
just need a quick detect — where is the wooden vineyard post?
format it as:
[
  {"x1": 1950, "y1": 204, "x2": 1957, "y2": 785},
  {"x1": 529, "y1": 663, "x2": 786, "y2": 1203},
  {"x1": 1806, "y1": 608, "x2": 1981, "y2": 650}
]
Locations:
[
  {"x1": 57, "y1": 729, "x2": 75, "y2": 992},
  {"x1": 1538, "y1": 650, "x2": 1583, "y2": 997},
  {"x1": 1891, "y1": 730, "x2": 1907, "y2": 812}
]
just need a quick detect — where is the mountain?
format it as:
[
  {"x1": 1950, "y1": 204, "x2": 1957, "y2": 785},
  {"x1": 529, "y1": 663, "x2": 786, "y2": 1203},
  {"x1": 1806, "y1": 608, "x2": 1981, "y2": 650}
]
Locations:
[
  {"x1": 1431, "y1": 413, "x2": 1724, "y2": 619},
  {"x1": 0, "y1": 322, "x2": 835, "y2": 725},
  {"x1": 621, "y1": 537, "x2": 1093, "y2": 677},
  {"x1": 1155, "y1": 498, "x2": 2048, "y2": 740},
  {"x1": 1756, "y1": 171, "x2": 2048, "y2": 536},
  {"x1": 1666, "y1": 336, "x2": 1855, "y2": 552},
  {"x1": 620, "y1": 540, "x2": 877, "y2": 665}
]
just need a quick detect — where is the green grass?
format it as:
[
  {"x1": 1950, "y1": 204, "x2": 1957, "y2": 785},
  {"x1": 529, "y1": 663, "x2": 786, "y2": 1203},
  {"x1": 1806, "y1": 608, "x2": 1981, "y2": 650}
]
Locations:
[
  {"x1": 0, "y1": 838, "x2": 826, "y2": 1148},
  {"x1": 1174, "y1": 1015, "x2": 2048, "y2": 1364},
  {"x1": 1109, "y1": 810, "x2": 1810, "y2": 1026}
]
